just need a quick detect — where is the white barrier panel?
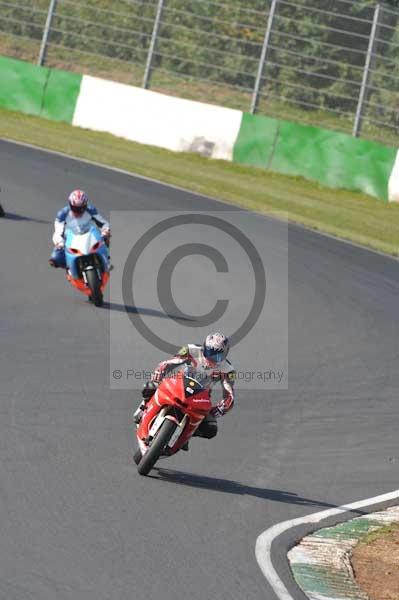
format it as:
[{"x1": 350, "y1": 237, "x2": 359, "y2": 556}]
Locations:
[
  {"x1": 388, "y1": 149, "x2": 399, "y2": 202},
  {"x1": 73, "y1": 75, "x2": 243, "y2": 161}
]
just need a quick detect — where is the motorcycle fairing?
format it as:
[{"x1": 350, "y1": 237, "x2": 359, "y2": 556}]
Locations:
[
  {"x1": 137, "y1": 373, "x2": 212, "y2": 456},
  {"x1": 65, "y1": 223, "x2": 108, "y2": 280}
]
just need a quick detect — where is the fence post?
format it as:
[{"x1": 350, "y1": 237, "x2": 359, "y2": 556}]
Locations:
[
  {"x1": 250, "y1": 0, "x2": 278, "y2": 115},
  {"x1": 38, "y1": 0, "x2": 58, "y2": 66},
  {"x1": 143, "y1": 0, "x2": 165, "y2": 89},
  {"x1": 353, "y1": 3, "x2": 380, "y2": 137}
]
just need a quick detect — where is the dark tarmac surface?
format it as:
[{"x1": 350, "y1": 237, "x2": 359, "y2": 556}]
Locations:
[{"x1": 1, "y1": 139, "x2": 398, "y2": 599}]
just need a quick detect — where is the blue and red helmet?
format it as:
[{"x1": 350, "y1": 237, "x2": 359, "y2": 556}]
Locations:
[
  {"x1": 203, "y1": 332, "x2": 229, "y2": 363},
  {"x1": 68, "y1": 189, "x2": 88, "y2": 215}
]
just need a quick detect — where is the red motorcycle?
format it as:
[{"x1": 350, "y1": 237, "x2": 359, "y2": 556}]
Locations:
[{"x1": 134, "y1": 372, "x2": 212, "y2": 476}]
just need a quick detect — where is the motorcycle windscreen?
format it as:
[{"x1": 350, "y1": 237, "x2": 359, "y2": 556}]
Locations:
[
  {"x1": 183, "y1": 376, "x2": 204, "y2": 398},
  {"x1": 183, "y1": 376, "x2": 211, "y2": 411}
]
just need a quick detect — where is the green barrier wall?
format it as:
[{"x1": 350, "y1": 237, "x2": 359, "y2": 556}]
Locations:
[
  {"x1": 0, "y1": 55, "x2": 81, "y2": 123},
  {"x1": 41, "y1": 69, "x2": 82, "y2": 123},
  {"x1": 233, "y1": 113, "x2": 397, "y2": 201},
  {"x1": 232, "y1": 113, "x2": 279, "y2": 169},
  {"x1": 0, "y1": 54, "x2": 396, "y2": 201}
]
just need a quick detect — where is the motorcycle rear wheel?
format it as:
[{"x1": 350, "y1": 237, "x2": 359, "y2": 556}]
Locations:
[
  {"x1": 137, "y1": 419, "x2": 177, "y2": 476},
  {"x1": 86, "y1": 269, "x2": 103, "y2": 307}
]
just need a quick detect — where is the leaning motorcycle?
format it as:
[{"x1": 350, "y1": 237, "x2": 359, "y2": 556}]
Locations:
[
  {"x1": 64, "y1": 221, "x2": 110, "y2": 307},
  {"x1": 134, "y1": 371, "x2": 212, "y2": 476}
]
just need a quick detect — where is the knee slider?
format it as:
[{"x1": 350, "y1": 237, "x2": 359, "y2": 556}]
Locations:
[{"x1": 203, "y1": 422, "x2": 218, "y2": 439}]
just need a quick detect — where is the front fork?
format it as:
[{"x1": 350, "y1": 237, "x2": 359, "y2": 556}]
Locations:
[
  {"x1": 138, "y1": 406, "x2": 191, "y2": 455},
  {"x1": 82, "y1": 265, "x2": 102, "y2": 285}
]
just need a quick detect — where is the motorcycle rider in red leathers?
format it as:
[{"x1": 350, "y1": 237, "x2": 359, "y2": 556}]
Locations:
[{"x1": 134, "y1": 332, "x2": 235, "y2": 442}]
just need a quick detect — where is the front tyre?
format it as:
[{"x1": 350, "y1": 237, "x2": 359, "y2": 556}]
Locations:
[
  {"x1": 137, "y1": 419, "x2": 177, "y2": 476},
  {"x1": 86, "y1": 269, "x2": 103, "y2": 307},
  {"x1": 133, "y1": 449, "x2": 142, "y2": 465}
]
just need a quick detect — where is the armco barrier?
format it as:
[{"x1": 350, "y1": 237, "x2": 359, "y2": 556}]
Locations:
[{"x1": 1, "y1": 54, "x2": 397, "y2": 201}]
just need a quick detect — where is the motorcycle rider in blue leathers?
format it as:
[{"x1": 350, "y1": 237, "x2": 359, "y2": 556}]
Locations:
[{"x1": 49, "y1": 189, "x2": 110, "y2": 268}]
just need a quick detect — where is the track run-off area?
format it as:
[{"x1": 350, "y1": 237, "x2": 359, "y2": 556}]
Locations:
[{"x1": 1, "y1": 139, "x2": 399, "y2": 600}]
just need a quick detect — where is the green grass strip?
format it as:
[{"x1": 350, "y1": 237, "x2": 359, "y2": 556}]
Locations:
[
  {"x1": 1, "y1": 106, "x2": 399, "y2": 256},
  {"x1": 359, "y1": 522, "x2": 399, "y2": 545}
]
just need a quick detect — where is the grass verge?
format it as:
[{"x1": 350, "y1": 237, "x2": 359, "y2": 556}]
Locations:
[
  {"x1": 352, "y1": 523, "x2": 399, "y2": 600},
  {"x1": 1, "y1": 106, "x2": 399, "y2": 256},
  {"x1": 360, "y1": 523, "x2": 399, "y2": 545}
]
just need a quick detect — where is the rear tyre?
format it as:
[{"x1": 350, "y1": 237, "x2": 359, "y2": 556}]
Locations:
[
  {"x1": 86, "y1": 269, "x2": 103, "y2": 307},
  {"x1": 137, "y1": 419, "x2": 177, "y2": 476}
]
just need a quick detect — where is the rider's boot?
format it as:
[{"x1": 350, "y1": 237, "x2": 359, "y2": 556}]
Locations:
[
  {"x1": 134, "y1": 382, "x2": 157, "y2": 425},
  {"x1": 133, "y1": 402, "x2": 146, "y2": 425}
]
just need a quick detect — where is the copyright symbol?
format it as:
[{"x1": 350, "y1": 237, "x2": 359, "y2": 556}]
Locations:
[
  {"x1": 121, "y1": 214, "x2": 266, "y2": 354},
  {"x1": 112, "y1": 370, "x2": 122, "y2": 380}
]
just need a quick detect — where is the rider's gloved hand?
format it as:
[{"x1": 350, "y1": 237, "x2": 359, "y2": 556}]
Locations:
[
  {"x1": 152, "y1": 360, "x2": 169, "y2": 382},
  {"x1": 152, "y1": 370, "x2": 162, "y2": 383},
  {"x1": 53, "y1": 233, "x2": 64, "y2": 248},
  {"x1": 210, "y1": 405, "x2": 224, "y2": 418},
  {"x1": 101, "y1": 225, "x2": 111, "y2": 238},
  {"x1": 142, "y1": 381, "x2": 158, "y2": 399}
]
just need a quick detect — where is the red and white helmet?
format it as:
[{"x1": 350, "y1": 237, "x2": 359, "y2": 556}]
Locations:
[
  {"x1": 68, "y1": 189, "x2": 88, "y2": 215},
  {"x1": 203, "y1": 332, "x2": 229, "y2": 364}
]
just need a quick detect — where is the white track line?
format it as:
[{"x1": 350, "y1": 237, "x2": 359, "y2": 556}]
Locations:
[{"x1": 255, "y1": 489, "x2": 399, "y2": 600}]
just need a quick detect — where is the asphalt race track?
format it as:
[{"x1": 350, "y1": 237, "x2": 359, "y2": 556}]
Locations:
[{"x1": 1, "y1": 139, "x2": 399, "y2": 600}]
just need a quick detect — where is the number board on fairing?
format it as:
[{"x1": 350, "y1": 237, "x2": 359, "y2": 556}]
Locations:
[{"x1": 184, "y1": 377, "x2": 203, "y2": 398}]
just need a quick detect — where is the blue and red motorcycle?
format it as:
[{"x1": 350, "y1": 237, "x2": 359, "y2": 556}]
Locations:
[{"x1": 64, "y1": 221, "x2": 110, "y2": 307}]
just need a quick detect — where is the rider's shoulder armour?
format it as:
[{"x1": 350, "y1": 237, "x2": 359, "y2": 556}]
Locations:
[
  {"x1": 56, "y1": 206, "x2": 69, "y2": 222},
  {"x1": 176, "y1": 345, "x2": 190, "y2": 359},
  {"x1": 86, "y1": 204, "x2": 98, "y2": 216},
  {"x1": 187, "y1": 343, "x2": 202, "y2": 358}
]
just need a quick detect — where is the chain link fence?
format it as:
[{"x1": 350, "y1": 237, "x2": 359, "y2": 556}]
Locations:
[{"x1": 1, "y1": 0, "x2": 399, "y2": 144}]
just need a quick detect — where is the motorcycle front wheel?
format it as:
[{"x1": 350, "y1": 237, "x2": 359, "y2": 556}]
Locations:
[
  {"x1": 86, "y1": 269, "x2": 103, "y2": 307},
  {"x1": 137, "y1": 419, "x2": 177, "y2": 476},
  {"x1": 133, "y1": 449, "x2": 142, "y2": 465}
]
